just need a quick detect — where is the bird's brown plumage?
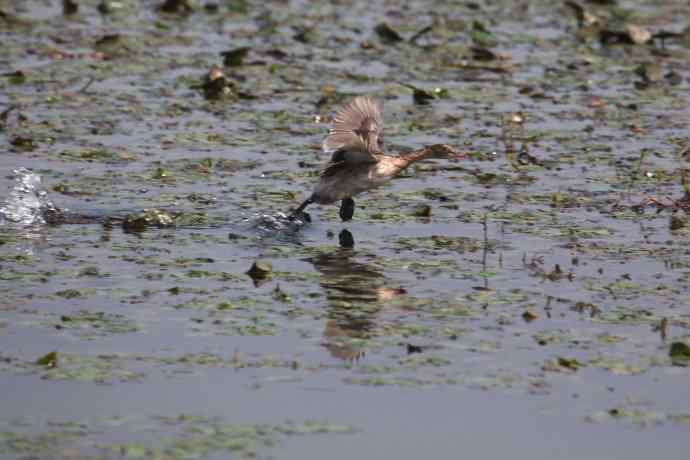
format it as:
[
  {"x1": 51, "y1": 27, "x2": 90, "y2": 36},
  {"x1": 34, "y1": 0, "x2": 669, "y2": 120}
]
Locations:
[
  {"x1": 322, "y1": 96, "x2": 383, "y2": 164},
  {"x1": 291, "y1": 96, "x2": 460, "y2": 221}
]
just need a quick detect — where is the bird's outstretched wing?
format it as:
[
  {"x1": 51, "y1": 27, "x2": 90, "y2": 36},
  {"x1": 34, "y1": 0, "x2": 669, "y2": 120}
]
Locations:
[{"x1": 322, "y1": 96, "x2": 384, "y2": 164}]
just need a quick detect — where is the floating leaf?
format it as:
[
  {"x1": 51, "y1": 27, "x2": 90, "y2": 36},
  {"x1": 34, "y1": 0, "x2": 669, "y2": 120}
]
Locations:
[
  {"x1": 522, "y1": 309, "x2": 538, "y2": 322},
  {"x1": 122, "y1": 209, "x2": 175, "y2": 232},
  {"x1": 9, "y1": 136, "x2": 35, "y2": 151},
  {"x1": 226, "y1": 0, "x2": 249, "y2": 14},
  {"x1": 411, "y1": 204, "x2": 431, "y2": 217},
  {"x1": 3, "y1": 70, "x2": 27, "y2": 85},
  {"x1": 63, "y1": 0, "x2": 78, "y2": 15},
  {"x1": 158, "y1": 0, "x2": 194, "y2": 14},
  {"x1": 374, "y1": 23, "x2": 403, "y2": 43},
  {"x1": 194, "y1": 66, "x2": 239, "y2": 101},
  {"x1": 470, "y1": 21, "x2": 497, "y2": 47},
  {"x1": 557, "y1": 357, "x2": 583, "y2": 371},
  {"x1": 471, "y1": 46, "x2": 498, "y2": 61},
  {"x1": 247, "y1": 260, "x2": 272, "y2": 284},
  {"x1": 635, "y1": 62, "x2": 662, "y2": 85},
  {"x1": 221, "y1": 47, "x2": 250, "y2": 67},
  {"x1": 36, "y1": 351, "x2": 58, "y2": 367},
  {"x1": 670, "y1": 342, "x2": 690, "y2": 367},
  {"x1": 670, "y1": 213, "x2": 687, "y2": 231},
  {"x1": 626, "y1": 24, "x2": 651, "y2": 44},
  {"x1": 402, "y1": 84, "x2": 448, "y2": 105},
  {"x1": 94, "y1": 34, "x2": 131, "y2": 59},
  {"x1": 55, "y1": 289, "x2": 82, "y2": 299}
]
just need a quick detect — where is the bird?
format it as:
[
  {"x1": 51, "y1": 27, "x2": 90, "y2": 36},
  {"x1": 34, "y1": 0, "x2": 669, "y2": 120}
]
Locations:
[{"x1": 292, "y1": 95, "x2": 460, "y2": 222}]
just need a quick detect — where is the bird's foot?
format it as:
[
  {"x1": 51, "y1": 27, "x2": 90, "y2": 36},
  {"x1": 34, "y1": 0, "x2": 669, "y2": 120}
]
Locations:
[
  {"x1": 339, "y1": 198, "x2": 355, "y2": 222},
  {"x1": 289, "y1": 198, "x2": 313, "y2": 221}
]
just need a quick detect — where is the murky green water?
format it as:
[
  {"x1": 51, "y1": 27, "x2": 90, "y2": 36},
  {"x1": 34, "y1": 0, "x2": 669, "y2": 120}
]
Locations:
[{"x1": 1, "y1": 0, "x2": 690, "y2": 458}]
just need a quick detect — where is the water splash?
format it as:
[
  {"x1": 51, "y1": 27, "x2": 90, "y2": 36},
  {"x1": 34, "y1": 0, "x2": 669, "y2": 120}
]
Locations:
[
  {"x1": 251, "y1": 211, "x2": 309, "y2": 235},
  {"x1": 0, "y1": 168, "x2": 59, "y2": 226}
]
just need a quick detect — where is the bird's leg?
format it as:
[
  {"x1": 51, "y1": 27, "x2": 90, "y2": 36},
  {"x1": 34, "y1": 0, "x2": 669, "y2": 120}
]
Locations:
[
  {"x1": 339, "y1": 198, "x2": 355, "y2": 222},
  {"x1": 289, "y1": 197, "x2": 313, "y2": 221}
]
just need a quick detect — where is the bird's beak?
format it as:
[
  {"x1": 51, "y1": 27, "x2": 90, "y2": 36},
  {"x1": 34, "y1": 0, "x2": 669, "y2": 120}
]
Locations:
[{"x1": 443, "y1": 147, "x2": 464, "y2": 161}]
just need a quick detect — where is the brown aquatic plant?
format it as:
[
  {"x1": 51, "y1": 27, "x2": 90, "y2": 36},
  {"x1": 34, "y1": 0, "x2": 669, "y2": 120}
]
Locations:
[
  {"x1": 292, "y1": 96, "x2": 461, "y2": 221},
  {"x1": 63, "y1": 0, "x2": 78, "y2": 15},
  {"x1": 158, "y1": 0, "x2": 194, "y2": 14}
]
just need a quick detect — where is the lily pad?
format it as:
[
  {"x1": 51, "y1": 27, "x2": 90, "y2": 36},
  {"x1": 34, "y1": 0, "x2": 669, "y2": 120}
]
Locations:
[{"x1": 669, "y1": 342, "x2": 690, "y2": 367}]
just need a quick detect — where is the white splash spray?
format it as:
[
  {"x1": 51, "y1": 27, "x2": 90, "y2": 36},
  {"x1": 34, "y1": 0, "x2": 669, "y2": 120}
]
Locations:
[{"x1": 0, "y1": 167, "x2": 58, "y2": 226}]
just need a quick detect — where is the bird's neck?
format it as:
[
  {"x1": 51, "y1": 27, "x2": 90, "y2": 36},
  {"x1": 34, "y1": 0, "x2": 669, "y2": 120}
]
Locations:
[
  {"x1": 374, "y1": 146, "x2": 439, "y2": 178},
  {"x1": 396, "y1": 146, "x2": 437, "y2": 168}
]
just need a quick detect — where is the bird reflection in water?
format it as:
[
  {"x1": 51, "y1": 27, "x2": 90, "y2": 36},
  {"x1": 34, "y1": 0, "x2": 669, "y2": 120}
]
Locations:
[{"x1": 306, "y1": 229, "x2": 406, "y2": 361}]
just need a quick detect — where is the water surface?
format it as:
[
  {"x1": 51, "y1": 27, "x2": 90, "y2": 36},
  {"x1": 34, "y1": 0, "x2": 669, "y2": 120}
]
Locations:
[{"x1": 1, "y1": 0, "x2": 690, "y2": 458}]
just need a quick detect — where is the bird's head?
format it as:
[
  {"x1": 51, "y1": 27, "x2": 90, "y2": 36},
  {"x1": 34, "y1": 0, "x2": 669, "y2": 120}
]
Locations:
[{"x1": 426, "y1": 144, "x2": 463, "y2": 159}]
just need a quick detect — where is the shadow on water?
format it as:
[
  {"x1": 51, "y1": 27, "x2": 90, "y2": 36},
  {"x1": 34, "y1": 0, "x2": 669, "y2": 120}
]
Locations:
[{"x1": 306, "y1": 230, "x2": 407, "y2": 361}]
